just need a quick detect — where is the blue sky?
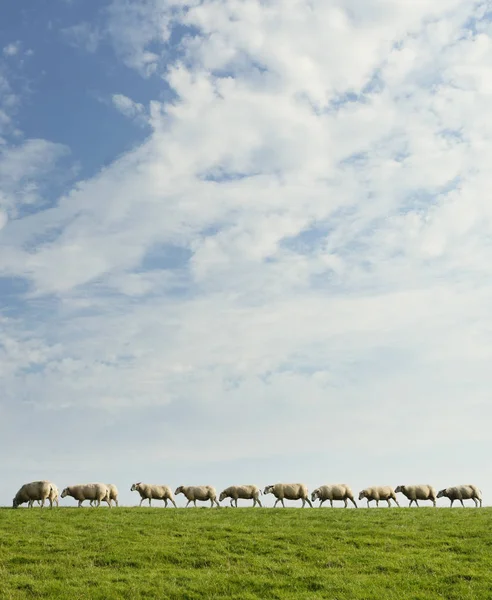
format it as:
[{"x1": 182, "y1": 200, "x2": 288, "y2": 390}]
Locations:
[{"x1": 1, "y1": 0, "x2": 492, "y2": 507}]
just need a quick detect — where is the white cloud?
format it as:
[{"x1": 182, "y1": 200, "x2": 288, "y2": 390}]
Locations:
[
  {"x1": 3, "y1": 42, "x2": 21, "y2": 57},
  {"x1": 112, "y1": 93, "x2": 146, "y2": 121},
  {"x1": 2, "y1": 0, "x2": 492, "y2": 504}
]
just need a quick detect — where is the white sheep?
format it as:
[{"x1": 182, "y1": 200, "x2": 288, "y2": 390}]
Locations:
[
  {"x1": 311, "y1": 484, "x2": 357, "y2": 508},
  {"x1": 175, "y1": 485, "x2": 220, "y2": 507},
  {"x1": 90, "y1": 483, "x2": 119, "y2": 507},
  {"x1": 13, "y1": 481, "x2": 56, "y2": 508},
  {"x1": 37, "y1": 484, "x2": 60, "y2": 508},
  {"x1": 395, "y1": 484, "x2": 436, "y2": 507},
  {"x1": 437, "y1": 485, "x2": 482, "y2": 507},
  {"x1": 61, "y1": 483, "x2": 111, "y2": 508},
  {"x1": 131, "y1": 483, "x2": 177, "y2": 507},
  {"x1": 219, "y1": 485, "x2": 262, "y2": 507},
  {"x1": 263, "y1": 483, "x2": 313, "y2": 508},
  {"x1": 358, "y1": 486, "x2": 400, "y2": 507}
]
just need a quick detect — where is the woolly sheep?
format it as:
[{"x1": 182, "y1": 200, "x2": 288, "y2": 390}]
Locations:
[
  {"x1": 311, "y1": 484, "x2": 357, "y2": 508},
  {"x1": 61, "y1": 483, "x2": 111, "y2": 508},
  {"x1": 263, "y1": 483, "x2": 313, "y2": 508},
  {"x1": 395, "y1": 484, "x2": 436, "y2": 507},
  {"x1": 37, "y1": 484, "x2": 59, "y2": 508},
  {"x1": 175, "y1": 485, "x2": 220, "y2": 507},
  {"x1": 13, "y1": 480, "x2": 56, "y2": 508},
  {"x1": 358, "y1": 486, "x2": 400, "y2": 507},
  {"x1": 91, "y1": 483, "x2": 119, "y2": 507},
  {"x1": 437, "y1": 485, "x2": 482, "y2": 507},
  {"x1": 131, "y1": 483, "x2": 177, "y2": 507},
  {"x1": 219, "y1": 485, "x2": 262, "y2": 507}
]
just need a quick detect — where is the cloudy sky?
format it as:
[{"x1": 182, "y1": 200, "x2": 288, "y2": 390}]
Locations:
[{"x1": 1, "y1": 0, "x2": 492, "y2": 507}]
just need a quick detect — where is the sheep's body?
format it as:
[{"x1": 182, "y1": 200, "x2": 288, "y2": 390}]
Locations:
[
  {"x1": 395, "y1": 484, "x2": 436, "y2": 507},
  {"x1": 13, "y1": 481, "x2": 55, "y2": 508},
  {"x1": 91, "y1": 483, "x2": 119, "y2": 507},
  {"x1": 311, "y1": 484, "x2": 357, "y2": 508},
  {"x1": 131, "y1": 483, "x2": 177, "y2": 507},
  {"x1": 358, "y1": 486, "x2": 399, "y2": 507},
  {"x1": 37, "y1": 484, "x2": 59, "y2": 508},
  {"x1": 437, "y1": 485, "x2": 482, "y2": 507},
  {"x1": 175, "y1": 485, "x2": 219, "y2": 507},
  {"x1": 61, "y1": 483, "x2": 111, "y2": 508},
  {"x1": 263, "y1": 483, "x2": 313, "y2": 508},
  {"x1": 219, "y1": 485, "x2": 262, "y2": 507}
]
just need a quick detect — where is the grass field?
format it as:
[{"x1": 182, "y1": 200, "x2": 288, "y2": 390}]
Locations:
[{"x1": 1, "y1": 507, "x2": 491, "y2": 599}]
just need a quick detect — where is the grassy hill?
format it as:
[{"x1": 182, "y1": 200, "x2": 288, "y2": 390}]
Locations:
[{"x1": 1, "y1": 507, "x2": 491, "y2": 599}]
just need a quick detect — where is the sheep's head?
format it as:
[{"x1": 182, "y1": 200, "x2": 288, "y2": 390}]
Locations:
[
  {"x1": 61, "y1": 488, "x2": 69, "y2": 498},
  {"x1": 311, "y1": 489, "x2": 320, "y2": 502},
  {"x1": 358, "y1": 490, "x2": 367, "y2": 501},
  {"x1": 263, "y1": 485, "x2": 274, "y2": 495},
  {"x1": 436, "y1": 489, "x2": 447, "y2": 498},
  {"x1": 395, "y1": 486, "x2": 403, "y2": 494},
  {"x1": 12, "y1": 497, "x2": 20, "y2": 508},
  {"x1": 130, "y1": 483, "x2": 140, "y2": 492},
  {"x1": 219, "y1": 491, "x2": 227, "y2": 502},
  {"x1": 175, "y1": 486, "x2": 184, "y2": 495}
]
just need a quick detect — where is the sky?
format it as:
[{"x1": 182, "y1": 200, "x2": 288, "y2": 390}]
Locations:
[{"x1": 1, "y1": 0, "x2": 492, "y2": 508}]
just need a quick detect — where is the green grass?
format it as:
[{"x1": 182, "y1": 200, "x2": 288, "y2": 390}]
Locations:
[{"x1": 1, "y1": 507, "x2": 491, "y2": 599}]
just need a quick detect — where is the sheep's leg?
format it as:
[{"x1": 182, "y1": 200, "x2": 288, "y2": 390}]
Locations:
[
  {"x1": 171, "y1": 499, "x2": 177, "y2": 508},
  {"x1": 257, "y1": 497, "x2": 262, "y2": 507},
  {"x1": 330, "y1": 499, "x2": 333, "y2": 508},
  {"x1": 185, "y1": 499, "x2": 191, "y2": 507},
  {"x1": 343, "y1": 499, "x2": 348, "y2": 508},
  {"x1": 194, "y1": 500, "x2": 197, "y2": 507},
  {"x1": 450, "y1": 499, "x2": 454, "y2": 507},
  {"x1": 274, "y1": 498, "x2": 279, "y2": 507},
  {"x1": 306, "y1": 498, "x2": 313, "y2": 508},
  {"x1": 78, "y1": 500, "x2": 83, "y2": 508},
  {"x1": 164, "y1": 499, "x2": 168, "y2": 508},
  {"x1": 473, "y1": 498, "x2": 478, "y2": 507},
  {"x1": 415, "y1": 500, "x2": 419, "y2": 508},
  {"x1": 409, "y1": 499, "x2": 414, "y2": 507},
  {"x1": 480, "y1": 499, "x2": 483, "y2": 508},
  {"x1": 394, "y1": 497, "x2": 400, "y2": 507},
  {"x1": 149, "y1": 498, "x2": 152, "y2": 507},
  {"x1": 367, "y1": 499, "x2": 370, "y2": 508},
  {"x1": 376, "y1": 500, "x2": 379, "y2": 507},
  {"x1": 319, "y1": 499, "x2": 325, "y2": 507},
  {"x1": 460, "y1": 499, "x2": 465, "y2": 508},
  {"x1": 95, "y1": 499, "x2": 101, "y2": 508},
  {"x1": 387, "y1": 499, "x2": 391, "y2": 508},
  {"x1": 350, "y1": 498, "x2": 358, "y2": 508},
  {"x1": 432, "y1": 498, "x2": 436, "y2": 507}
]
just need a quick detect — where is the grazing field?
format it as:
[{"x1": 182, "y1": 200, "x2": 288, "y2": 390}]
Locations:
[{"x1": 1, "y1": 507, "x2": 491, "y2": 599}]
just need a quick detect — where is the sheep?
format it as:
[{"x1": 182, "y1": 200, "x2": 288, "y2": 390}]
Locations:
[
  {"x1": 61, "y1": 483, "x2": 111, "y2": 508},
  {"x1": 437, "y1": 485, "x2": 482, "y2": 507},
  {"x1": 90, "y1": 483, "x2": 119, "y2": 507},
  {"x1": 175, "y1": 485, "x2": 220, "y2": 507},
  {"x1": 263, "y1": 483, "x2": 313, "y2": 508},
  {"x1": 311, "y1": 484, "x2": 357, "y2": 508},
  {"x1": 395, "y1": 484, "x2": 436, "y2": 507},
  {"x1": 37, "y1": 484, "x2": 59, "y2": 508},
  {"x1": 219, "y1": 485, "x2": 262, "y2": 507},
  {"x1": 13, "y1": 481, "x2": 56, "y2": 508},
  {"x1": 131, "y1": 483, "x2": 177, "y2": 507},
  {"x1": 358, "y1": 486, "x2": 400, "y2": 507}
]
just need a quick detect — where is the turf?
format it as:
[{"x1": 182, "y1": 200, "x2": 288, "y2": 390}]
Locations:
[{"x1": 1, "y1": 507, "x2": 491, "y2": 599}]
